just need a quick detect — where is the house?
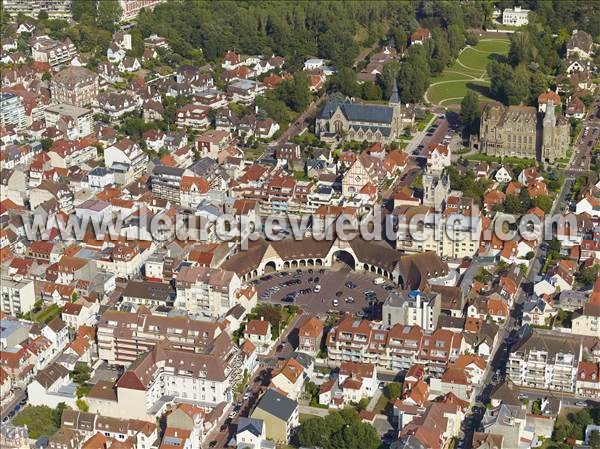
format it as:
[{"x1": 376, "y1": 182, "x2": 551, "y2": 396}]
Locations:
[
  {"x1": 236, "y1": 417, "x2": 275, "y2": 449},
  {"x1": 244, "y1": 318, "x2": 273, "y2": 355},
  {"x1": 566, "y1": 96, "x2": 586, "y2": 119},
  {"x1": 410, "y1": 28, "x2": 431, "y2": 45},
  {"x1": 502, "y1": 6, "x2": 530, "y2": 26},
  {"x1": 576, "y1": 361, "x2": 600, "y2": 398},
  {"x1": 494, "y1": 166, "x2": 513, "y2": 183},
  {"x1": 319, "y1": 361, "x2": 377, "y2": 408},
  {"x1": 567, "y1": 30, "x2": 594, "y2": 59},
  {"x1": 427, "y1": 144, "x2": 451, "y2": 172},
  {"x1": 270, "y1": 358, "x2": 305, "y2": 400},
  {"x1": 297, "y1": 316, "x2": 324, "y2": 356},
  {"x1": 250, "y1": 389, "x2": 299, "y2": 444},
  {"x1": 27, "y1": 363, "x2": 77, "y2": 408},
  {"x1": 118, "y1": 57, "x2": 141, "y2": 73}
]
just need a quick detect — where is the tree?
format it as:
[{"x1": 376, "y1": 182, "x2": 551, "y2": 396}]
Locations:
[
  {"x1": 38, "y1": 10, "x2": 49, "y2": 20},
  {"x1": 460, "y1": 91, "x2": 479, "y2": 137},
  {"x1": 96, "y1": 0, "x2": 122, "y2": 33},
  {"x1": 13, "y1": 405, "x2": 62, "y2": 439},
  {"x1": 589, "y1": 430, "x2": 600, "y2": 449},
  {"x1": 328, "y1": 67, "x2": 360, "y2": 97},
  {"x1": 42, "y1": 71, "x2": 52, "y2": 82},
  {"x1": 71, "y1": 363, "x2": 91, "y2": 385},
  {"x1": 356, "y1": 397, "x2": 369, "y2": 411},
  {"x1": 41, "y1": 138, "x2": 53, "y2": 152},
  {"x1": 71, "y1": 0, "x2": 97, "y2": 25},
  {"x1": 576, "y1": 264, "x2": 600, "y2": 286},
  {"x1": 384, "y1": 382, "x2": 402, "y2": 400},
  {"x1": 361, "y1": 81, "x2": 382, "y2": 101},
  {"x1": 297, "y1": 409, "x2": 380, "y2": 449}
]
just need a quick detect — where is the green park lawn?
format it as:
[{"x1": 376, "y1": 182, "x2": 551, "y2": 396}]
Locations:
[{"x1": 426, "y1": 36, "x2": 510, "y2": 108}]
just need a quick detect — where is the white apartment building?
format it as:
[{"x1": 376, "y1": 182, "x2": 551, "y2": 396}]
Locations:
[
  {"x1": 1, "y1": 272, "x2": 36, "y2": 316},
  {"x1": 44, "y1": 104, "x2": 93, "y2": 140},
  {"x1": 502, "y1": 6, "x2": 530, "y2": 26},
  {"x1": 30, "y1": 35, "x2": 77, "y2": 66},
  {"x1": 395, "y1": 207, "x2": 482, "y2": 259},
  {"x1": 382, "y1": 290, "x2": 441, "y2": 331},
  {"x1": 118, "y1": 0, "x2": 165, "y2": 22},
  {"x1": 3, "y1": 0, "x2": 71, "y2": 18},
  {"x1": 97, "y1": 309, "x2": 222, "y2": 366},
  {"x1": 104, "y1": 139, "x2": 148, "y2": 180},
  {"x1": 508, "y1": 331, "x2": 581, "y2": 393},
  {"x1": 175, "y1": 266, "x2": 241, "y2": 317},
  {"x1": 90, "y1": 338, "x2": 243, "y2": 420},
  {"x1": 0, "y1": 93, "x2": 26, "y2": 131}
]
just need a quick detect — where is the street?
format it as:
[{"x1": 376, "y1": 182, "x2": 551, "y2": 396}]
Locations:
[{"x1": 458, "y1": 174, "x2": 576, "y2": 449}]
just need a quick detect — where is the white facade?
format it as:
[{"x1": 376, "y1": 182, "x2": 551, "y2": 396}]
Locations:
[
  {"x1": 502, "y1": 6, "x2": 530, "y2": 26},
  {"x1": 0, "y1": 93, "x2": 26, "y2": 131},
  {"x1": 44, "y1": 104, "x2": 93, "y2": 140},
  {"x1": 0, "y1": 274, "x2": 35, "y2": 316}
]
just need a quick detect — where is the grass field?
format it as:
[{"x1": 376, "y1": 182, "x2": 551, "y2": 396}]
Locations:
[{"x1": 426, "y1": 37, "x2": 510, "y2": 108}]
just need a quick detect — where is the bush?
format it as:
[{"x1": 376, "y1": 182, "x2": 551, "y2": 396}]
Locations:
[{"x1": 465, "y1": 33, "x2": 479, "y2": 46}]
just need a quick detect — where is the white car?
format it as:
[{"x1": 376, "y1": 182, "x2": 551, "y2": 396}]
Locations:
[
  {"x1": 373, "y1": 277, "x2": 385, "y2": 285},
  {"x1": 314, "y1": 285, "x2": 321, "y2": 293},
  {"x1": 332, "y1": 298, "x2": 339, "y2": 307}
]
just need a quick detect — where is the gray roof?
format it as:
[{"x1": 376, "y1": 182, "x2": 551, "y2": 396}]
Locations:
[
  {"x1": 318, "y1": 100, "x2": 394, "y2": 125},
  {"x1": 513, "y1": 330, "x2": 581, "y2": 360},
  {"x1": 391, "y1": 436, "x2": 427, "y2": 449},
  {"x1": 236, "y1": 417, "x2": 263, "y2": 437},
  {"x1": 253, "y1": 388, "x2": 297, "y2": 422},
  {"x1": 288, "y1": 351, "x2": 314, "y2": 370}
]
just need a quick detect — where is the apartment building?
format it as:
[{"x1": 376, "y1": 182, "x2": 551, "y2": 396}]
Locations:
[
  {"x1": 0, "y1": 93, "x2": 26, "y2": 131},
  {"x1": 3, "y1": 0, "x2": 71, "y2": 18},
  {"x1": 44, "y1": 104, "x2": 93, "y2": 140},
  {"x1": 30, "y1": 35, "x2": 77, "y2": 66},
  {"x1": 50, "y1": 67, "x2": 98, "y2": 107},
  {"x1": 175, "y1": 265, "x2": 241, "y2": 317},
  {"x1": 382, "y1": 290, "x2": 441, "y2": 331},
  {"x1": 1, "y1": 271, "x2": 36, "y2": 316},
  {"x1": 394, "y1": 200, "x2": 482, "y2": 259},
  {"x1": 326, "y1": 315, "x2": 465, "y2": 376},
  {"x1": 90, "y1": 336, "x2": 243, "y2": 420},
  {"x1": 104, "y1": 139, "x2": 148, "y2": 182},
  {"x1": 97, "y1": 309, "x2": 222, "y2": 366},
  {"x1": 122, "y1": 280, "x2": 174, "y2": 308},
  {"x1": 119, "y1": 0, "x2": 165, "y2": 22},
  {"x1": 508, "y1": 330, "x2": 581, "y2": 393}
]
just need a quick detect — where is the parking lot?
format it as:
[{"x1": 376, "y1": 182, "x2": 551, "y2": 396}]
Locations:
[{"x1": 253, "y1": 264, "x2": 395, "y2": 319}]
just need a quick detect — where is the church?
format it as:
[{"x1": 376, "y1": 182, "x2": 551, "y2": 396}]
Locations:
[{"x1": 316, "y1": 81, "x2": 414, "y2": 144}]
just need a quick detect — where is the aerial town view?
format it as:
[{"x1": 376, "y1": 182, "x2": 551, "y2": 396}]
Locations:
[{"x1": 0, "y1": 1, "x2": 599, "y2": 449}]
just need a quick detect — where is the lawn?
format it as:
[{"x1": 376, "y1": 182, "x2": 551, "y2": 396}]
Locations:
[
  {"x1": 28, "y1": 304, "x2": 62, "y2": 324},
  {"x1": 425, "y1": 37, "x2": 510, "y2": 108}
]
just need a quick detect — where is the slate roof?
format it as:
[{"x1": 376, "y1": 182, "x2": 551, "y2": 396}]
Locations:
[
  {"x1": 253, "y1": 388, "x2": 297, "y2": 422},
  {"x1": 318, "y1": 100, "x2": 394, "y2": 124},
  {"x1": 236, "y1": 417, "x2": 263, "y2": 437}
]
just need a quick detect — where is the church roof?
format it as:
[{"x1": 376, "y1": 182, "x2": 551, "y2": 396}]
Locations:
[{"x1": 319, "y1": 100, "x2": 394, "y2": 125}]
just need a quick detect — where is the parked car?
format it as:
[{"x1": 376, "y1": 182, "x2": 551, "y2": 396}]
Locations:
[
  {"x1": 314, "y1": 285, "x2": 321, "y2": 293},
  {"x1": 332, "y1": 299, "x2": 339, "y2": 307}
]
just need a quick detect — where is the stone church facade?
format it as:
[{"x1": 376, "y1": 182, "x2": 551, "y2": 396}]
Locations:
[{"x1": 316, "y1": 82, "x2": 413, "y2": 143}]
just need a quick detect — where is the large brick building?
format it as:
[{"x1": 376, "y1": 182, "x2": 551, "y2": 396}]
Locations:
[{"x1": 478, "y1": 101, "x2": 569, "y2": 163}]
